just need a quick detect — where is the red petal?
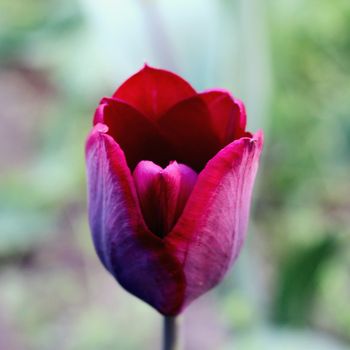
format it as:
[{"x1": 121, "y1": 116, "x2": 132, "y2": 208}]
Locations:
[
  {"x1": 166, "y1": 131, "x2": 264, "y2": 308},
  {"x1": 85, "y1": 125, "x2": 186, "y2": 315},
  {"x1": 94, "y1": 97, "x2": 175, "y2": 170},
  {"x1": 133, "y1": 161, "x2": 197, "y2": 237},
  {"x1": 200, "y1": 90, "x2": 247, "y2": 144},
  {"x1": 158, "y1": 95, "x2": 222, "y2": 172},
  {"x1": 113, "y1": 65, "x2": 197, "y2": 120}
]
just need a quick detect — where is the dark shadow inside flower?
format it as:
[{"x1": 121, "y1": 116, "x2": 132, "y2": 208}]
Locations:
[
  {"x1": 95, "y1": 93, "x2": 249, "y2": 175},
  {"x1": 95, "y1": 97, "x2": 176, "y2": 170},
  {"x1": 157, "y1": 95, "x2": 222, "y2": 172}
]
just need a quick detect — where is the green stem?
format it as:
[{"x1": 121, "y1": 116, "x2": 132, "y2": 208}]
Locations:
[{"x1": 163, "y1": 316, "x2": 180, "y2": 350}]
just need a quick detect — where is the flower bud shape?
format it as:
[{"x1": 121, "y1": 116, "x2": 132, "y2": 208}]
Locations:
[{"x1": 85, "y1": 65, "x2": 263, "y2": 315}]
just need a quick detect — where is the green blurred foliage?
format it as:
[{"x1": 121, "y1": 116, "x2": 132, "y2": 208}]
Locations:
[
  {"x1": 273, "y1": 236, "x2": 337, "y2": 326},
  {"x1": 0, "y1": 0, "x2": 349, "y2": 349}
]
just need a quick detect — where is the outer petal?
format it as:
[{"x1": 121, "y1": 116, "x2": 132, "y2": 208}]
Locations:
[
  {"x1": 200, "y1": 90, "x2": 247, "y2": 144},
  {"x1": 113, "y1": 65, "x2": 197, "y2": 120},
  {"x1": 94, "y1": 97, "x2": 175, "y2": 170},
  {"x1": 86, "y1": 124, "x2": 186, "y2": 315},
  {"x1": 166, "y1": 131, "x2": 264, "y2": 309}
]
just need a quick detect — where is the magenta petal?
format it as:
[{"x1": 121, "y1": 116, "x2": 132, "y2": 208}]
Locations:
[
  {"x1": 166, "y1": 131, "x2": 264, "y2": 308},
  {"x1": 133, "y1": 161, "x2": 197, "y2": 237},
  {"x1": 133, "y1": 161, "x2": 164, "y2": 237},
  {"x1": 200, "y1": 90, "x2": 247, "y2": 144},
  {"x1": 158, "y1": 95, "x2": 222, "y2": 172},
  {"x1": 85, "y1": 125, "x2": 186, "y2": 315},
  {"x1": 113, "y1": 65, "x2": 197, "y2": 120},
  {"x1": 172, "y1": 163, "x2": 198, "y2": 224}
]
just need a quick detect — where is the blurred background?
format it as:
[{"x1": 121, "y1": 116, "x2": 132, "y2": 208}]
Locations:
[{"x1": 1, "y1": 0, "x2": 350, "y2": 349}]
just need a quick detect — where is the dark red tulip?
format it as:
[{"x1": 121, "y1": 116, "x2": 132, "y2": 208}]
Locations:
[{"x1": 86, "y1": 65, "x2": 263, "y2": 316}]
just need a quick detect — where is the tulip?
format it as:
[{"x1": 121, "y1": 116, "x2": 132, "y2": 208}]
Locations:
[{"x1": 85, "y1": 65, "x2": 263, "y2": 318}]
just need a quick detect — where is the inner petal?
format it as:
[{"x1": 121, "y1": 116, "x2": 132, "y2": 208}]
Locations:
[
  {"x1": 95, "y1": 97, "x2": 176, "y2": 170},
  {"x1": 158, "y1": 95, "x2": 222, "y2": 172},
  {"x1": 113, "y1": 65, "x2": 197, "y2": 120},
  {"x1": 133, "y1": 160, "x2": 197, "y2": 238},
  {"x1": 200, "y1": 91, "x2": 247, "y2": 145}
]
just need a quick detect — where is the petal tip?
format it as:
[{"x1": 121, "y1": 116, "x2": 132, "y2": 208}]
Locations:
[
  {"x1": 252, "y1": 130, "x2": 264, "y2": 147},
  {"x1": 85, "y1": 123, "x2": 109, "y2": 153},
  {"x1": 137, "y1": 63, "x2": 168, "y2": 77},
  {"x1": 143, "y1": 62, "x2": 152, "y2": 70},
  {"x1": 95, "y1": 123, "x2": 109, "y2": 134}
]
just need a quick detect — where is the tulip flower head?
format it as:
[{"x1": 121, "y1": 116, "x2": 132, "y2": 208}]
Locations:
[{"x1": 86, "y1": 65, "x2": 263, "y2": 316}]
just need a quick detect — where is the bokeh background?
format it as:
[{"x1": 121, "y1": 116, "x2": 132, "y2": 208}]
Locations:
[{"x1": 1, "y1": 0, "x2": 350, "y2": 349}]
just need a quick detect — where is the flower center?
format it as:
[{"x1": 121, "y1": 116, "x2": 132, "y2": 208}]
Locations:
[{"x1": 133, "y1": 160, "x2": 197, "y2": 238}]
